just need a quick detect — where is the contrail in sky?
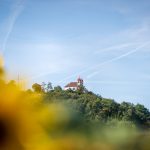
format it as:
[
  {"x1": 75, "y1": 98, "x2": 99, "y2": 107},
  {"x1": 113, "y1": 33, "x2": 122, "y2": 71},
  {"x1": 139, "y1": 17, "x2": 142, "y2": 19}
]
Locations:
[
  {"x1": 1, "y1": 0, "x2": 25, "y2": 55},
  {"x1": 58, "y1": 41, "x2": 150, "y2": 83},
  {"x1": 94, "y1": 42, "x2": 138, "y2": 54},
  {"x1": 87, "y1": 41, "x2": 150, "y2": 78}
]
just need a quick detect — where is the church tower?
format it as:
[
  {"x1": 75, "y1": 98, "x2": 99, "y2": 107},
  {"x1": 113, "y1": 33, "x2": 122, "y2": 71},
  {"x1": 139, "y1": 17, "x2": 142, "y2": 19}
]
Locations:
[{"x1": 77, "y1": 76, "x2": 83, "y2": 86}]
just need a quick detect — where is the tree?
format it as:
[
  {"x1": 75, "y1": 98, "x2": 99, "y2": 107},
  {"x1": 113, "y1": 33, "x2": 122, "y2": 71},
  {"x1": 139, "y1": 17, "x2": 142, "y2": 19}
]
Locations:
[
  {"x1": 77, "y1": 85, "x2": 86, "y2": 94},
  {"x1": 41, "y1": 82, "x2": 53, "y2": 92},
  {"x1": 32, "y1": 83, "x2": 42, "y2": 93},
  {"x1": 47, "y1": 82, "x2": 53, "y2": 92},
  {"x1": 54, "y1": 86, "x2": 62, "y2": 91},
  {"x1": 41, "y1": 82, "x2": 46, "y2": 92},
  {"x1": 135, "y1": 104, "x2": 150, "y2": 124}
]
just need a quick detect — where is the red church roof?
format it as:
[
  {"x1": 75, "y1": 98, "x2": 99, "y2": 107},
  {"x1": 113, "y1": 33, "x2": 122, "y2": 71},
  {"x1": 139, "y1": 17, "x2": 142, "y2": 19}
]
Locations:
[{"x1": 65, "y1": 82, "x2": 78, "y2": 88}]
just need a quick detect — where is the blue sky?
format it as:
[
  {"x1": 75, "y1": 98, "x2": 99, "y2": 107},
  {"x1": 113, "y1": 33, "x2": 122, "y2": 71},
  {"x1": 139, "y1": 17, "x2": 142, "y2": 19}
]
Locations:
[{"x1": 1, "y1": 0, "x2": 150, "y2": 109}]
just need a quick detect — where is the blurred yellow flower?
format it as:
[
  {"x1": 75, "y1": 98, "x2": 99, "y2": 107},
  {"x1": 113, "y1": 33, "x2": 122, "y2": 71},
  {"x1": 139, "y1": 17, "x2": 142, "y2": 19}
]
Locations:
[{"x1": 0, "y1": 81, "x2": 48, "y2": 149}]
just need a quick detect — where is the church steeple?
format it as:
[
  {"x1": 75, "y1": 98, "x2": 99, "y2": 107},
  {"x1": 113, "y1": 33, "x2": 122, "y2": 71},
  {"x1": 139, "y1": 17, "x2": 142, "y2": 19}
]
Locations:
[{"x1": 77, "y1": 76, "x2": 83, "y2": 86}]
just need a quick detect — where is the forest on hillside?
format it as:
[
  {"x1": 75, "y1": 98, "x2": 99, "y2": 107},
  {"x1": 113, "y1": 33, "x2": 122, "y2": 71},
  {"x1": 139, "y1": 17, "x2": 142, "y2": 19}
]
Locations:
[{"x1": 30, "y1": 82, "x2": 150, "y2": 129}]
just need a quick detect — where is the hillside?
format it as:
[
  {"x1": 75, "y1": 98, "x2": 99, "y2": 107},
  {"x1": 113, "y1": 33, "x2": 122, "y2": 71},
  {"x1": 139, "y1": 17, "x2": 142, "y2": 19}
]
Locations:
[{"x1": 31, "y1": 83, "x2": 150, "y2": 129}]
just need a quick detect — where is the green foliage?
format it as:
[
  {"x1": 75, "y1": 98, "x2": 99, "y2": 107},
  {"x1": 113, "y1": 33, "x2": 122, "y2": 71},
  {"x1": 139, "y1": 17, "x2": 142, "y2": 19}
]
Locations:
[
  {"x1": 32, "y1": 83, "x2": 150, "y2": 129},
  {"x1": 32, "y1": 83, "x2": 42, "y2": 93},
  {"x1": 41, "y1": 82, "x2": 53, "y2": 92},
  {"x1": 54, "y1": 86, "x2": 62, "y2": 92}
]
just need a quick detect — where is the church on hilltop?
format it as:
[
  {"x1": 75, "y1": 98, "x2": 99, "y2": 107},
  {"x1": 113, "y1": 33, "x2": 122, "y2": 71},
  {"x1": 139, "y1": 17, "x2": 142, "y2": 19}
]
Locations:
[{"x1": 64, "y1": 77, "x2": 84, "y2": 91}]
